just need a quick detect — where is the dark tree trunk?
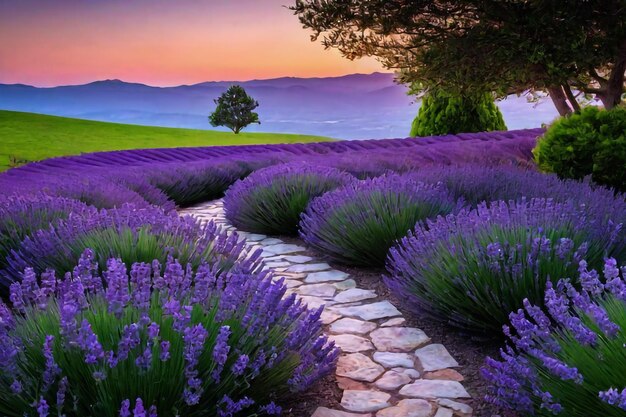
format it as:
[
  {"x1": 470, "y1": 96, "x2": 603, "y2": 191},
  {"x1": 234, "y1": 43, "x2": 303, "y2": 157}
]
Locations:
[
  {"x1": 598, "y1": 40, "x2": 626, "y2": 110},
  {"x1": 548, "y1": 86, "x2": 573, "y2": 116},
  {"x1": 562, "y1": 84, "x2": 581, "y2": 113}
]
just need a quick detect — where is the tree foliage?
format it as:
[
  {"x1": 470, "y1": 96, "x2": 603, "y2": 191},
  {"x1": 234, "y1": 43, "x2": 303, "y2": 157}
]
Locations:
[
  {"x1": 209, "y1": 85, "x2": 260, "y2": 134},
  {"x1": 291, "y1": 0, "x2": 626, "y2": 115},
  {"x1": 410, "y1": 89, "x2": 507, "y2": 136}
]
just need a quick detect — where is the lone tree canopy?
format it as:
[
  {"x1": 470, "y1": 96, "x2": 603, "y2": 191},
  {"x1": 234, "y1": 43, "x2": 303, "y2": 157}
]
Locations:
[
  {"x1": 292, "y1": 0, "x2": 626, "y2": 116},
  {"x1": 209, "y1": 85, "x2": 260, "y2": 134}
]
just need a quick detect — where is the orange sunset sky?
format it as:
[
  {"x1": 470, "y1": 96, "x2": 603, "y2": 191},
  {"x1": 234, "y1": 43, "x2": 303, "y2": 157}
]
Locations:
[{"x1": 0, "y1": 0, "x2": 387, "y2": 87}]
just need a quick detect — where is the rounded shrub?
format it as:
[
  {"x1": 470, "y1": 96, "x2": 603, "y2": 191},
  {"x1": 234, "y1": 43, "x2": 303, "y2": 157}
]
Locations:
[
  {"x1": 410, "y1": 89, "x2": 507, "y2": 137},
  {"x1": 482, "y1": 258, "x2": 626, "y2": 416},
  {"x1": 223, "y1": 163, "x2": 354, "y2": 235},
  {"x1": 1, "y1": 204, "x2": 260, "y2": 292},
  {"x1": 385, "y1": 199, "x2": 625, "y2": 333},
  {"x1": 0, "y1": 250, "x2": 338, "y2": 416},
  {"x1": 300, "y1": 173, "x2": 460, "y2": 266},
  {"x1": 534, "y1": 106, "x2": 626, "y2": 192}
]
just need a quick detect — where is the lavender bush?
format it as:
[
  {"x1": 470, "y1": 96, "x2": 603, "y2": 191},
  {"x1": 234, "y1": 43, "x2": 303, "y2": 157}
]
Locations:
[
  {"x1": 47, "y1": 174, "x2": 164, "y2": 210},
  {"x1": 300, "y1": 174, "x2": 460, "y2": 266},
  {"x1": 224, "y1": 163, "x2": 354, "y2": 235},
  {"x1": 482, "y1": 258, "x2": 626, "y2": 416},
  {"x1": 385, "y1": 199, "x2": 625, "y2": 333},
  {"x1": 413, "y1": 164, "x2": 626, "y2": 218},
  {"x1": 0, "y1": 195, "x2": 96, "y2": 271},
  {"x1": 2, "y1": 205, "x2": 260, "y2": 292},
  {"x1": 147, "y1": 161, "x2": 252, "y2": 207},
  {"x1": 0, "y1": 250, "x2": 338, "y2": 416}
]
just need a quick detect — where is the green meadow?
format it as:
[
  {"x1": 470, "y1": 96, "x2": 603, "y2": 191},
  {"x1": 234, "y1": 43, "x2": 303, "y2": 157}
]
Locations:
[{"x1": 0, "y1": 110, "x2": 334, "y2": 171}]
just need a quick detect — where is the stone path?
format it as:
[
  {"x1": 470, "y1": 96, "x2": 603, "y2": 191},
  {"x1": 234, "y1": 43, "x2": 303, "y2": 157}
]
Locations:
[{"x1": 180, "y1": 200, "x2": 472, "y2": 417}]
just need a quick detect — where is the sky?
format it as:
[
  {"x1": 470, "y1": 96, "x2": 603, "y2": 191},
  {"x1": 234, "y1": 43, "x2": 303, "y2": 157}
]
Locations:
[{"x1": 0, "y1": 0, "x2": 387, "y2": 87}]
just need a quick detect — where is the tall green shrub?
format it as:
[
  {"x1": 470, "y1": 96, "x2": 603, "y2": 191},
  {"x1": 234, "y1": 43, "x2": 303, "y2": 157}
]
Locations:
[
  {"x1": 410, "y1": 89, "x2": 507, "y2": 137},
  {"x1": 534, "y1": 106, "x2": 626, "y2": 192}
]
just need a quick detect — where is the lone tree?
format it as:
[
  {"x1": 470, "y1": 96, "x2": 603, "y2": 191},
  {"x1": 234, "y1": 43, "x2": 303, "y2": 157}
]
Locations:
[
  {"x1": 209, "y1": 85, "x2": 260, "y2": 134},
  {"x1": 292, "y1": 0, "x2": 626, "y2": 116}
]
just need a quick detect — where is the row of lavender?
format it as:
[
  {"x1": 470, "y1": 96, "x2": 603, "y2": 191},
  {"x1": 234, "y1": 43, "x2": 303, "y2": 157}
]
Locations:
[
  {"x1": 0, "y1": 129, "x2": 539, "y2": 210},
  {"x1": 220, "y1": 160, "x2": 626, "y2": 417}
]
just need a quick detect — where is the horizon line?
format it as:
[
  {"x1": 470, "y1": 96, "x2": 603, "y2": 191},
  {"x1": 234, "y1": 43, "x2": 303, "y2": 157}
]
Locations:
[{"x1": 0, "y1": 71, "x2": 396, "y2": 89}]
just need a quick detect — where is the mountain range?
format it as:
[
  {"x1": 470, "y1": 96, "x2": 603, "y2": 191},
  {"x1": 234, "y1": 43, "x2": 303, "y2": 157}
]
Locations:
[{"x1": 0, "y1": 72, "x2": 559, "y2": 140}]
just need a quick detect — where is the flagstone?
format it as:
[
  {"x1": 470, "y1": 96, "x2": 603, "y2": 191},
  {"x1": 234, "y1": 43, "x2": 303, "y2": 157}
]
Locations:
[
  {"x1": 370, "y1": 327, "x2": 430, "y2": 352},
  {"x1": 372, "y1": 352, "x2": 414, "y2": 369},
  {"x1": 341, "y1": 390, "x2": 391, "y2": 413},
  {"x1": 334, "y1": 301, "x2": 401, "y2": 321},
  {"x1": 334, "y1": 288, "x2": 377, "y2": 303},
  {"x1": 329, "y1": 334, "x2": 374, "y2": 352},
  {"x1": 415, "y1": 344, "x2": 459, "y2": 371},
  {"x1": 287, "y1": 263, "x2": 331, "y2": 273},
  {"x1": 337, "y1": 353, "x2": 385, "y2": 382},
  {"x1": 376, "y1": 399, "x2": 432, "y2": 417},
  {"x1": 399, "y1": 380, "x2": 470, "y2": 399},
  {"x1": 306, "y1": 270, "x2": 350, "y2": 283},
  {"x1": 330, "y1": 318, "x2": 377, "y2": 335}
]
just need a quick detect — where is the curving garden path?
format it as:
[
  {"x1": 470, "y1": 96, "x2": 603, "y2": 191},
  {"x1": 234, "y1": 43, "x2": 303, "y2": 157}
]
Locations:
[{"x1": 180, "y1": 200, "x2": 473, "y2": 417}]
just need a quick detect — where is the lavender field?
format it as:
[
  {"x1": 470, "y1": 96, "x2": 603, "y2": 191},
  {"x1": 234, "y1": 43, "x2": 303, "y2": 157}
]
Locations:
[{"x1": 1, "y1": 128, "x2": 626, "y2": 417}]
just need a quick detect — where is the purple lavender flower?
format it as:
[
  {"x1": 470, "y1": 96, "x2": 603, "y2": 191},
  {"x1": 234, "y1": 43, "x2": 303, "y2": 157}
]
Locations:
[
  {"x1": 159, "y1": 340, "x2": 171, "y2": 362},
  {"x1": 147, "y1": 322, "x2": 160, "y2": 340},
  {"x1": 10, "y1": 379, "x2": 22, "y2": 394},
  {"x1": 130, "y1": 262, "x2": 152, "y2": 310},
  {"x1": 135, "y1": 346, "x2": 153, "y2": 371},
  {"x1": 231, "y1": 354, "x2": 249, "y2": 376},
  {"x1": 34, "y1": 397, "x2": 49, "y2": 417},
  {"x1": 259, "y1": 402, "x2": 282, "y2": 415},
  {"x1": 105, "y1": 258, "x2": 131, "y2": 317},
  {"x1": 600, "y1": 388, "x2": 626, "y2": 410},
  {"x1": 120, "y1": 399, "x2": 131, "y2": 417},
  {"x1": 57, "y1": 376, "x2": 69, "y2": 408},
  {"x1": 117, "y1": 323, "x2": 141, "y2": 362},
  {"x1": 183, "y1": 324, "x2": 208, "y2": 405},
  {"x1": 42, "y1": 335, "x2": 60, "y2": 390},
  {"x1": 210, "y1": 325, "x2": 231, "y2": 383},
  {"x1": 77, "y1": 319, "x2": 105, "y2": 364},
  {"x1": 217, "y1": 395, "x2": 255, "y2": 417},
  {"x1": 133, "y1": 398, "x2": 146, "y2": 417}
]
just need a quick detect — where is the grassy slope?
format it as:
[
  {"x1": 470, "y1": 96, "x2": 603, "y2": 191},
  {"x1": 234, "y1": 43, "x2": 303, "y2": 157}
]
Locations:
[{"x1": 0, "y1": 110, "x2": 334, "y2": 171}]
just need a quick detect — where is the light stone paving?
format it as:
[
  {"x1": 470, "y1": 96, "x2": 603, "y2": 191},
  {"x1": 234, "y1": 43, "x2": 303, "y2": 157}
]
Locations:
[{"x1": 180, "y1": 200, "x2": 472, "y2": 417}]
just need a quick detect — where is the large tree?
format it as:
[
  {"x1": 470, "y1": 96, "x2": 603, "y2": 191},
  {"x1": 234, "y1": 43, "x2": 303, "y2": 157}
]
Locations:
[{"x1": 291, "y1": 0, "x2": 626, "y2": 116}]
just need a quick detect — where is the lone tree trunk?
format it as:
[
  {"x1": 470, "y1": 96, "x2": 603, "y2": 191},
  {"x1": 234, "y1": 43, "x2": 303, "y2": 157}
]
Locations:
[
  {"x1": 548, "y1": 86, "x2": 573, "y2": 116},
  {"x1": 598, "y1": 40, "x2": 626, "y2": 110}
]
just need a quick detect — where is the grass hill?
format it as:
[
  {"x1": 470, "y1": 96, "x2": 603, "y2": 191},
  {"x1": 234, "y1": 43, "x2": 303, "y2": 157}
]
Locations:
[{"x1": 0, "y1": 110, "x2": 334, "y2": 171}]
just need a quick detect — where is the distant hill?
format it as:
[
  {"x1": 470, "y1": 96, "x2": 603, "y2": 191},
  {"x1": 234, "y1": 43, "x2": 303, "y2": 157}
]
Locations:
[
  {"x1": 0, "y1": 110, "x2": 333, "y2": 172},
  {"x1": 0, "y1": 73, "x2": 560, "y2": 139}
]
